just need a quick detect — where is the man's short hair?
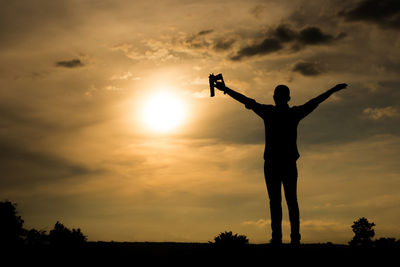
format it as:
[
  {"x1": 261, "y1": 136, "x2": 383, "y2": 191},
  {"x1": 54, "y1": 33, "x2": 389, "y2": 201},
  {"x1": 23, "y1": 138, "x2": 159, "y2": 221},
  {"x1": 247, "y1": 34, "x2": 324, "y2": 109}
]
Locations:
[
  {"x1": 274, "y1": 85, "x2": 290, "y2": 97},
  {"x1": 274, "y1": 85, "x2": 290, "y2": 103}
]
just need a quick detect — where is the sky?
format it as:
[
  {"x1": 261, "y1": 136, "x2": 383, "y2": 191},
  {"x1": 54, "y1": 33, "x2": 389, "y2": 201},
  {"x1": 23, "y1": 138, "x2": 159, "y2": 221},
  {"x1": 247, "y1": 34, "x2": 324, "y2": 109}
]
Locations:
[{"x1": 1, "y1": 0, "x2": 400, "y2": 244}]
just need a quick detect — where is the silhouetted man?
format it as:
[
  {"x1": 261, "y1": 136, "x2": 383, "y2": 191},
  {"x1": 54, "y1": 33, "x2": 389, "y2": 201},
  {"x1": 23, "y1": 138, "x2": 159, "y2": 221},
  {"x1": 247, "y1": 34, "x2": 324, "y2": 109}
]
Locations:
[{"x1": 213, "y1": 78, "x2": 347, "y2": 245}]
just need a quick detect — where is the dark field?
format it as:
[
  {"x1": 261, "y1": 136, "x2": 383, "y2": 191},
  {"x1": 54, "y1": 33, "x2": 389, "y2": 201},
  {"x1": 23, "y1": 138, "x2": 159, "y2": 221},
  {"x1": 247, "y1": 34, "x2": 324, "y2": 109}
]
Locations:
[{"x1": 6, "y1": 242, "x2": 399, "y2": 266}]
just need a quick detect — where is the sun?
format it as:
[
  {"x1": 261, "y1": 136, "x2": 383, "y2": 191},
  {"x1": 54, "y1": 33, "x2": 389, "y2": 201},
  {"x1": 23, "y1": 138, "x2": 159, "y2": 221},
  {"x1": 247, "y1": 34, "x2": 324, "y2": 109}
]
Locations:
[{"x1": 141, "y1": 92, "x2": 185, "y2": 132}]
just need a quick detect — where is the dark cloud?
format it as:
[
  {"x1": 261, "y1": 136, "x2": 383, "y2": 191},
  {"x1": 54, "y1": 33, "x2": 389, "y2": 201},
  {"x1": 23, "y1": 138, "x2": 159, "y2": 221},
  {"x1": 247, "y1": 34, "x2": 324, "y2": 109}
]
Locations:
[
  {"x1": 213, "y1": 39, "x2": 236, "y2": 51},
  {"x1": 339, "y1": 0, "x2": 400, "y2": 30},
  {"x1": 270, "y1": 24, "x2": 297, "y2": 43},
  {"x1": 0, "y1": 139, "x2": 100, "y2": 189},
  {"x1": 292, "y1": 61, "x2": 324, "y2": 76},
  {"x1": 230, "y1": 25, "x2": 345, "y2": 61},
  {"x1": 197, "y1": 29, "x2": 214, "y2": 36},
  {"x1": 177, "y1": 29, "x2": 236, "y2": 53},
  {"x1": 0, "y1": 100, "x2": 108, "y2": 133},
  {"x1": 56, "y1": 59, "x2": 84, "y2": 68},
  {"x1": 187, "y1": 29, "x2": 214, "y2": 41},
  {"x1": 298, "y1": 27, "x2": 335, "y2": 45},
  {"x1": 231, "y1": 38, "x2": 282, "y2": 61},
  {"x1": 184, "y1": 29, "x2": 214, "y2": 49}
]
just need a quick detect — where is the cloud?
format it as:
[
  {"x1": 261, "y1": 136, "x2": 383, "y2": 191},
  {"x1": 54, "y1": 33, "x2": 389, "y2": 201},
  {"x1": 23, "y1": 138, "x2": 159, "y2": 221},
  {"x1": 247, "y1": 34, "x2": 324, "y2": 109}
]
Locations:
[
  {"x1": 56, "y1": 59, "x2": 84, "y2": 68},
  {"x1": 230, "y1": 38, "x2": 282, "y2": 61},
  {"x1": 292, "y1": 61, "x2": 324, "y2": 76},
  {"x1": 242, "y1": 218, "x2": 276, "y2": 227},
  {"x1": 339, "y1": 0, "x2": 400, "y2": 30},
  {"x1": 0, "y1": 139, "x2": 99, "y2": 190},
  {"x1": 111, "y1": 71, "x2": 133, "y2": 80},
  {"x1": 0, "y1": 98, "x2": 109, "y2": 133},
  {"x1": 242, "y1": 218, "x2": 349, "y2": 243},
  {"x1": 197, "y1": 29, "x2": 214, "y2": 36},
  {"x1": 298, "y1": 26, "x2": 335, "y2": 45},
  {"x1": 250, "y1": 4, "x2": 268, "y2": 19},
  {"x1": 110, "y1": 29, "x2": 215, "y2": 62},
  {"x1": 363, "y1": 106, "x2": 400, "y2": 120},
  {"x1": 184, "y1": 29, "x2": 215, "y2": 49},
  {"x1": 213, "y1": 38, "x2": 236, "y2": 51},
  {"x1": 230, "y1": 24, "x2": 345, "y2": 61},
  {"x1": 110, "y1": 71, "x2": 140, "y2": 81},
  {"x1": 270, "y1": 24, "x2": 298, "y2": 43},
  {"x1": 242, "y1": 218, "x2": 346, "y2": 231},
  {"x1": 110, "y1": 43, "x2": 148, "y2": 61}
]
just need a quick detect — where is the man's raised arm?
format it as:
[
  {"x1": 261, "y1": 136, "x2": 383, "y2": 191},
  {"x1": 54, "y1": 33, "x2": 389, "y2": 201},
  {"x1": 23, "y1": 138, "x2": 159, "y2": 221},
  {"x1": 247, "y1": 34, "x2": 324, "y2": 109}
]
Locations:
[
  {"x1": 296, "y1": 83, "x2": 348, "y2": 120},
  {"x1": 215, "y1": 82, "x2": 258, "y2": 109},
  {"x1": 307, "y1": 83, "x2": 348, "y2": 106}
]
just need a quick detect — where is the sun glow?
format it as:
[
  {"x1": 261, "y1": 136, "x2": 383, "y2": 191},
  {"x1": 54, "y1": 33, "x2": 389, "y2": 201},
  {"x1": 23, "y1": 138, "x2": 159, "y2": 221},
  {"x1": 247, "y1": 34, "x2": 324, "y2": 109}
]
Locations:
[{"x1": 141, "y1": 91, "x2": 186, "y2": 132}]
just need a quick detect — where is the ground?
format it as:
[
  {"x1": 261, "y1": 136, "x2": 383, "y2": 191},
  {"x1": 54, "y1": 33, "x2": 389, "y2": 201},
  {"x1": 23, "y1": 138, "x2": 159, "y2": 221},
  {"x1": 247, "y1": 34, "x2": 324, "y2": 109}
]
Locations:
[{"x1": 5, "y1": 242, "x2": 398, "y2": 266}]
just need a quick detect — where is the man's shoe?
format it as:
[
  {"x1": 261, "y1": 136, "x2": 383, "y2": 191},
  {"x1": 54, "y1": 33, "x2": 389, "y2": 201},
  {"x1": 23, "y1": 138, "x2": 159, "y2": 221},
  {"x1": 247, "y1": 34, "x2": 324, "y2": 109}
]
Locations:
[
  {"x1": 290, "y1": 233, "x2": 301, "y2": 247},
  {"x1": 270, "y1": 238, "x2": 282, "y2": 247}
]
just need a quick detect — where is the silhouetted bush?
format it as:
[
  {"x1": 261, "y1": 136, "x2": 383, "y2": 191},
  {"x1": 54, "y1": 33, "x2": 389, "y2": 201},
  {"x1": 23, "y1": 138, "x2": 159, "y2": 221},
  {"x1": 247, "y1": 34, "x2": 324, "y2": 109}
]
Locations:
[
  {"x1": 349, "y1": 217, "x2": 375, "y2": 247},
  {"x1": 374, "y1": 237, "x2": 399, "y2": 249},
  {"x1": 213, "y1": 231, "x2": 249, "y2": 247},
  {"x1": 49, "y1": 221, "x2": 87, "y2": 247},
  {"x1": 0, "y1": 201, "x2": 25, "y2": 246}
]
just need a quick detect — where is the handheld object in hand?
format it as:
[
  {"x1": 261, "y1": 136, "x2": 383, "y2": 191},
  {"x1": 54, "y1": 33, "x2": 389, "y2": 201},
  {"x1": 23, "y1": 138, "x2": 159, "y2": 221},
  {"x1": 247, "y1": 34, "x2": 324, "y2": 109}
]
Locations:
[{"x1": 209, "y1": 73, "x2": 225, "y2": 97}]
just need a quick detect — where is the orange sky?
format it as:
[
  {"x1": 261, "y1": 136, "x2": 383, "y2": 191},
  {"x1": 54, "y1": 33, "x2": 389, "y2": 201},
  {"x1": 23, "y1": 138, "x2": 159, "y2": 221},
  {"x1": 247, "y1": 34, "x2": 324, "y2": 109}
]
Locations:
[{"x1": 1, "y1": 0, "x2": 400, "y2": 244}]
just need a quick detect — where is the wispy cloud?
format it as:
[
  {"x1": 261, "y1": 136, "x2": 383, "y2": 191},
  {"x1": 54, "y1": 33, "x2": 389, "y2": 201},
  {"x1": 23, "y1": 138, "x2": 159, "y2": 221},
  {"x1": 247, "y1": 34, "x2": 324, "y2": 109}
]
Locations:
[
  {"x1": 110, "y1": 28, "x2": 233, "y2": 62},
  {"x1": 363, "y1": 106, "x2": 400, "y2": 120},
  {"x1": 110, "y1": 71, "x2": 140, "y2": 81},
  {"x1": 242, "y1": 218, "x2": 347, "y2": 231}
]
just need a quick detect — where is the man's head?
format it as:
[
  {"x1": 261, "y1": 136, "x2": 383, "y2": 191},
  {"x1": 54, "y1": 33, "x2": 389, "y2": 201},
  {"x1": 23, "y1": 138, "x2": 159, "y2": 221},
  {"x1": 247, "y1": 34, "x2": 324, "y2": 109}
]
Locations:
[{"x1": 273, "y1": 85, "x2": 290, "y2": 105}]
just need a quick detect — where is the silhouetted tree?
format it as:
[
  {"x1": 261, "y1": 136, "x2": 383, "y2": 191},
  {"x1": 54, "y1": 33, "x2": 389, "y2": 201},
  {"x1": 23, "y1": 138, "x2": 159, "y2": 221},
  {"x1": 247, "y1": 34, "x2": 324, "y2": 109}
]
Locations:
[
  {"x1": 0, "y1": 201, "x2": 25, "y2": 246},
  {"x1": 349, "y1": 217, "x2": 375, "y2": 247},
  {"x1": 26, "y1": 228, "x2": 48, "y2": 246},
  {"x1": 49, "y1": 221, "x2": 87, "y2": 247},
  {"x1": 213, "y1": 231, "x2": 249, "y2": 247}
]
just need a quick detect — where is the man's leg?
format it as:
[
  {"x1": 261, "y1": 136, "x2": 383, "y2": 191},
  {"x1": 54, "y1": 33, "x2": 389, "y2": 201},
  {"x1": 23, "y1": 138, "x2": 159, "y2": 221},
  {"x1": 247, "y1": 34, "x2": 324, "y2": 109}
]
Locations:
[
  {"x1": 264, "y1": 160, "x2": 283, "y2": 244},
  {"x1": 282, "y1": 161, "x2": 300, "y2": 244}
]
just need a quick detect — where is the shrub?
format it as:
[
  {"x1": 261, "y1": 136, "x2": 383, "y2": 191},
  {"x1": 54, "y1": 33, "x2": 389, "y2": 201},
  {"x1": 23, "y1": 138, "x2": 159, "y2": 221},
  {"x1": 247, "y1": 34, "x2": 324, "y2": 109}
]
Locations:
[
  {"x1": 213, "y1": 231, "x2": 249, "y2": 247},
  {"x1": 49, "y1": 221, "x2": 87, "y2": 247},
  {"x1": 374, "y1": 237, "x2": 399, "y2": 249}
]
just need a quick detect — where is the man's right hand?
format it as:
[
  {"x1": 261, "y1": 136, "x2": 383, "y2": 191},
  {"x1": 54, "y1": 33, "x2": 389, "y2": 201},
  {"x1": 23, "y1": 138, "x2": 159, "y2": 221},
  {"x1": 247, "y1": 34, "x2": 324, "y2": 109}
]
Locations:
[{"x1": 215, "y1": 82, "x2": 227, "y2": 91}]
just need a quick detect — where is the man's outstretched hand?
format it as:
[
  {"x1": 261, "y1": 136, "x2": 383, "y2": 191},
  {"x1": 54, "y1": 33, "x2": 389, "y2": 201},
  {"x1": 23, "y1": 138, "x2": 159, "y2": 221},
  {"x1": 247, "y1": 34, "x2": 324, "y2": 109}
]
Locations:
[
  {"x1": 333, "y1": 83, "x2": 348, "y2": 91},
  {"x1": 214, "y1": 82, "x2": 227, "y2": 91}
]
